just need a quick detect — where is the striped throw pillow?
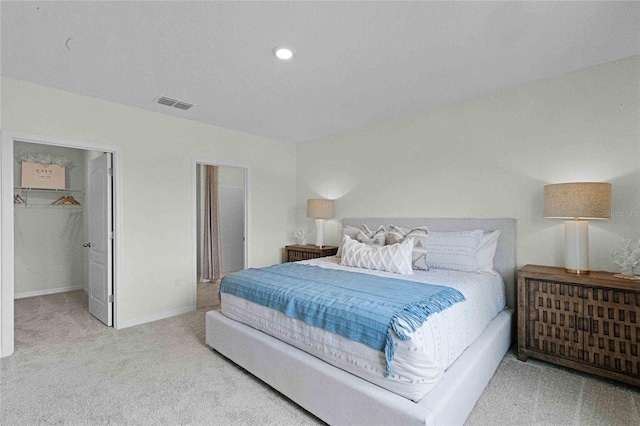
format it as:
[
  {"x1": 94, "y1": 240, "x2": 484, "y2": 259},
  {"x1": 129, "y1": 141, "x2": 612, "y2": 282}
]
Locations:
[{"x1": 426, "y1": 230, "x2": 483, "y2": 272}]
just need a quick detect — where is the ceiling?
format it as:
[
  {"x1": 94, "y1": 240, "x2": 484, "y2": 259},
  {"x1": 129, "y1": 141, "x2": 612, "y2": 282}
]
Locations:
[{"x1": 2, "y1": 1, "x2": 639, "y2": 143}]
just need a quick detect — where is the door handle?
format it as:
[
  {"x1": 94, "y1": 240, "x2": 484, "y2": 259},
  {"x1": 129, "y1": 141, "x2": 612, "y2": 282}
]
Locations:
[{"x1": 83, "y1": 242, "x2": 91, "y2": 248}]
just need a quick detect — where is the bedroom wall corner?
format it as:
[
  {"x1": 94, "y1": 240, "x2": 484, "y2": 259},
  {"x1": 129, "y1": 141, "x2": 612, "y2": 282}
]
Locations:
[{"x1": 296, "y1": 55, "x2": 640, "y2": 272}]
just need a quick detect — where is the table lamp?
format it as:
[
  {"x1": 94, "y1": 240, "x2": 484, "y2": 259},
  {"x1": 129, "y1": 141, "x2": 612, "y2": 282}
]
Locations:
[
  {"x1": 307, "y1": 199, "x2": 334, "y2": 247},
  {"x1": 544, "y1": 182, "x2": 611, "y2": 274}
]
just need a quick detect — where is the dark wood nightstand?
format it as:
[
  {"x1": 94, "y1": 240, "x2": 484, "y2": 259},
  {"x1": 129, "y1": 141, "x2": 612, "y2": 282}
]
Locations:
[
  {"x1": 284, "y1": 245, "x2": 338, "y2": 262},
  {"x1": 518, "y1": 264, "x2": 640, "y2": 387}
]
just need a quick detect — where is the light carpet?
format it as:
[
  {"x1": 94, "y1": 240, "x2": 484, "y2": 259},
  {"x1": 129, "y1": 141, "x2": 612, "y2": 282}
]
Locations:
[{"x1": 2, "y1": 286, "x2": 639, "y2": 425}]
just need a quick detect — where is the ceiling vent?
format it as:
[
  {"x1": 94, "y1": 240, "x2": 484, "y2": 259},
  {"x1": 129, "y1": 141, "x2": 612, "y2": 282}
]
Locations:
[
  {"x1": 173, "y1": 101, "x2": 194, "y2": 111},
  {"x1": 155, "y1": 96, "x2": 194, "y2": 111}
]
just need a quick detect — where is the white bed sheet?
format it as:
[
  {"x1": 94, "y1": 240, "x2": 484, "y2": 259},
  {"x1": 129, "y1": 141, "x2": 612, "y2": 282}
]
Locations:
[{"x1": 220, "y1": 256, "x2": 505, "y2": 401}]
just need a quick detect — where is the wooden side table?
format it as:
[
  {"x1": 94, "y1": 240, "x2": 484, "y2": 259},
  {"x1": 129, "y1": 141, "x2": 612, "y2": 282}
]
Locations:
[
  {"x1": 518, "y1": 264, "x2": 640, "y2": 386},
  {"x1": 284, "y1": 245, "x2": 338, "y2": 262}
]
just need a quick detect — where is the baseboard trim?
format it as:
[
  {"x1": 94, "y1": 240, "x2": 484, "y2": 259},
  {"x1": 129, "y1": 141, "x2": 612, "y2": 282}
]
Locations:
[
  {"x1": 118, "y1": 305, "x2": 193, "y2": 329},
  {"x1": 14, "y1": 286, "x2": 85, "y2": 299}
]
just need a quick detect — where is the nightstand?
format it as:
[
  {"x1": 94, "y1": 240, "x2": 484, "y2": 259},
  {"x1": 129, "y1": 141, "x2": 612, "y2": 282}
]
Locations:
[
  {"x1": 518, "y1": 264, "x2": 640, "y2": 386},
  {"x1": 284, "y1": 245, "x2": 338, "y2": 262}
]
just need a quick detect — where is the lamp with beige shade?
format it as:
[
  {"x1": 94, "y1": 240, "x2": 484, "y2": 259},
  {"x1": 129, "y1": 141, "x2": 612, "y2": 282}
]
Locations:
[
  {"x1": 544, "y1": 182, "x2": 612, "y2": 274},
  {"x1": 307, "y1": 199, "x2": 334, "y2": 248}
]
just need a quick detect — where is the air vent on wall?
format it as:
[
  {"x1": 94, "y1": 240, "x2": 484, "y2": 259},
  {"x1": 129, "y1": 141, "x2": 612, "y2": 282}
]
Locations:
[{"x1": 154, "y1": 96, "x2": 195, "y2": 111}]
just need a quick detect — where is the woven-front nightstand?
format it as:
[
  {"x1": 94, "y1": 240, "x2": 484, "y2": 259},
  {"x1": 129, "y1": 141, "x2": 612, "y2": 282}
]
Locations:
[
  {"x1": 284, "y1": 245, "x2": 338, "y2": 262},
  {"x1": 518, "y1": 264, "x2": 640, "y2": 386}
]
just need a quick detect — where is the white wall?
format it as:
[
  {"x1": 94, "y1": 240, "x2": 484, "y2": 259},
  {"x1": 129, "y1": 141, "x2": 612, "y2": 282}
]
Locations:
[
  {"x1": 1, "y1": 78, "x2": 297, "y2": 325},
  {"x1": 297, "y1": 56, "x2": 640, "y2": 272},
  {"x1": 13, "y1": 142, "x2": 87, "y2": 296},
  {"x1": 219, "y1": 183, "x2": 245, "y2": 273},
  {"x1": 219, "y1": 166, "x2": 245, "y2": 188},
  {"x1": 217, "y1": 165, "x2": 246, "y2": 273}
]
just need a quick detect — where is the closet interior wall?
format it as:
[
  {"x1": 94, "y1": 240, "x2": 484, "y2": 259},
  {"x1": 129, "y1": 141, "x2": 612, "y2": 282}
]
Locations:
[{"x1": 13, "y1": 141, "x2": 101, "y2": 298}]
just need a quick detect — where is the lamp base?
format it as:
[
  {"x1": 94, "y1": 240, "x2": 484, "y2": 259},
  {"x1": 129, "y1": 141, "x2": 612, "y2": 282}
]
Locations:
[
  {"x1": 314, "y1": 219, "x2": 325, "y2": 248},
  {"x1": 564, "y1": 220, "x2": 589, "y2": 273}
]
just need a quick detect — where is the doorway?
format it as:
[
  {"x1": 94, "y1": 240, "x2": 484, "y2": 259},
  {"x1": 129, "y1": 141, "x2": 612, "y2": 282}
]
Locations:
[
  {"x1": 192, "y1": 160, "x2": 249, "y2": 310},
  {"x1": 1, "y1": 130, "x2": 123, "y2": 357}
]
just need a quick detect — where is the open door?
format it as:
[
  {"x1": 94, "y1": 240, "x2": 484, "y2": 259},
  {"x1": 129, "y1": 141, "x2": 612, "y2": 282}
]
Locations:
[{"x1": 87, "y1": 153, "x2": 113, "y2": 326}]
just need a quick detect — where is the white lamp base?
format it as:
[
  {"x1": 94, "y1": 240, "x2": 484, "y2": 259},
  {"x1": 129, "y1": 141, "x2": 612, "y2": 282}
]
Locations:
[
  {"x1": 315, "y1": 219, "x2": 325, "y2": 247},
  {"x1": 564, "y1": 220, "x2": 590, "y2": 274}
]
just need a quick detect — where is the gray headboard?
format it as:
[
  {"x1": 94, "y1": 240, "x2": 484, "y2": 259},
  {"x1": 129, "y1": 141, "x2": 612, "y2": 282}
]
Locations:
[{"x1": 342, "y1": 218, "x2": 517, "y2": 309}]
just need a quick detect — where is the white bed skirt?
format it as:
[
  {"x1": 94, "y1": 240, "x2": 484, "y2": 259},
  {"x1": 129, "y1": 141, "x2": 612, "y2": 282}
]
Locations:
[{"x1": 206, "y1": 308, "x2": 513, "y2": 425}]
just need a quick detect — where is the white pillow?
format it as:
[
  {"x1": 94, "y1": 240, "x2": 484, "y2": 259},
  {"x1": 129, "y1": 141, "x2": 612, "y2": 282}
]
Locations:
[
  {"x1": 356, "y1": 224, "x2": 386, "y2": 247},
  {"x1": 336, "y1": 225, "x2": 361, "y2": 257},
  {"x1": 386, "y1": 225, "x2": 429, "y2": 270},
  {"x1": 340, "y1": 235, "x2": 414, "y2": 275},
  {"x1": 426, "y1": 230, "x2": 483, "y2": 272},
  {"x1": 477, "y1": 230, "x2": 501, "y2": 272}
]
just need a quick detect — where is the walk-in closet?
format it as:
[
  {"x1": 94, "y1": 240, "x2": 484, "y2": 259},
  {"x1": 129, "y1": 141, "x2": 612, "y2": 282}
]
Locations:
[{"x1": 13, "y1": 141, "x2": 108, "y2": 348}]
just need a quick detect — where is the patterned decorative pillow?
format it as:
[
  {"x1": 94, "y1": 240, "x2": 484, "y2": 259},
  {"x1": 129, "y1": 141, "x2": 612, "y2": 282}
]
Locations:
[
  {"x1": 426, "y1": 230, "x2": 483, "y2": 272},
  {"x1": 356, "y1": 224, "x2": 386, "y2": 247},
  {"x1": 336, "y1": 225, "x2": 361, "y2": 257},
  {"x1": 340, "y1": 235, "x2": 414, "y2": 275},
  {"x1": 387, "y1": 225, "x2": 429, "y2": 270}
]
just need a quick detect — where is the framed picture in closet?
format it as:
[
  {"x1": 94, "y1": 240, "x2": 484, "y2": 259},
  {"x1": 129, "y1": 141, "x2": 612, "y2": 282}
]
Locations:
[{"x1": 21, "y1": 162, "x2": 66, "y2": 190}]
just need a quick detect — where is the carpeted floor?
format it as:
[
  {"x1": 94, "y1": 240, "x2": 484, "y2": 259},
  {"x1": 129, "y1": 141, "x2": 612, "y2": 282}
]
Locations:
[
  {"x1": 2, "y1": 286, "x2": 639, "y2": 425},
  {"x1": 466, "y1": 353, "x2": 640, "y2": 425}
]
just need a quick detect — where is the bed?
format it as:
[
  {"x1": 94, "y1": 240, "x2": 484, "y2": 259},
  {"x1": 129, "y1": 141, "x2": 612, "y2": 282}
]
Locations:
[{"x1": 206, "y1": 218, "x2": 516, "y2": 425}]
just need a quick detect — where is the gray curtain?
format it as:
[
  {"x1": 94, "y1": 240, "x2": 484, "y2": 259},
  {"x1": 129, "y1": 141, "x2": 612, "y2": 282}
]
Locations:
[{"x1": 202, "y1": 165, "x2": 222, "y2": 281}]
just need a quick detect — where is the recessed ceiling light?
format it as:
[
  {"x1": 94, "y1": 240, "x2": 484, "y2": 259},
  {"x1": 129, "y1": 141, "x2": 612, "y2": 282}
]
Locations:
[{"x1": 273, "y1": 47, "x2": 293, "y2": 60}]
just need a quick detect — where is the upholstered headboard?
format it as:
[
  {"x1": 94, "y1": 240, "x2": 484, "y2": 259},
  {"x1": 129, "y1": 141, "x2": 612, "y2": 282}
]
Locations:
[{"x1": 342, "y1": 218, "x2": 517, "y2": 309}]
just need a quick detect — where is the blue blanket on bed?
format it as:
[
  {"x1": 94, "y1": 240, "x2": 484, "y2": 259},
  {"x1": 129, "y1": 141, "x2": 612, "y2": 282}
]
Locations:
[{"x1": 220, "y1": 262, "x2": 465, "y2": 377}]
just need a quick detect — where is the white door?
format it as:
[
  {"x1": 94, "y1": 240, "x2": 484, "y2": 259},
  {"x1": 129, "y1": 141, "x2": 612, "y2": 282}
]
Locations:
[{"x1": 88, "y1": 153, "x2": 113, "y2": 326}]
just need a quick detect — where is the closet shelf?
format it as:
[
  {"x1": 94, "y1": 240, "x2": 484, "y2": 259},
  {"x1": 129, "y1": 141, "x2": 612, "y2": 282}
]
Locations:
[{"x1": 14, "y1": 187, "x2": 84, "y2": 193}]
